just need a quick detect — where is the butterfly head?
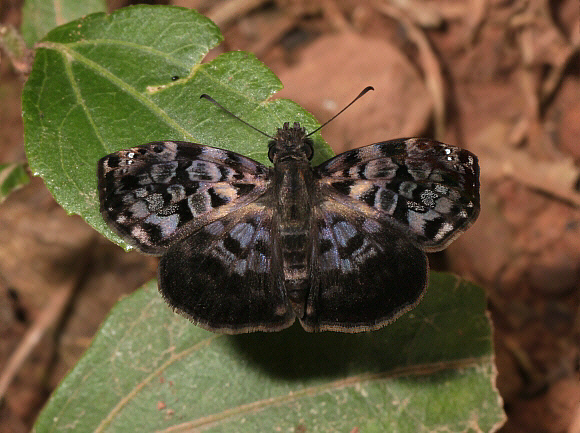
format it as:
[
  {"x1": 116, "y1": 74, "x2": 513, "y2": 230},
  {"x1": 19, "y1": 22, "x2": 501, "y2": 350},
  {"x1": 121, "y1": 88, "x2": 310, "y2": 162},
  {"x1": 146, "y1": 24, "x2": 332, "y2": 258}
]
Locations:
[{"x1": 268, "y1": 122, "x2": 314, "y2": 163}]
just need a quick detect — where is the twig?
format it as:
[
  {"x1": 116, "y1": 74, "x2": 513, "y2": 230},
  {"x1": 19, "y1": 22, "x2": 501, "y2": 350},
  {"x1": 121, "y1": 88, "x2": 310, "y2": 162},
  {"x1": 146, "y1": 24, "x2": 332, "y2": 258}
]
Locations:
[
  {"x1": 465, "y1": 0, "x2": 488, "y2": 44},
  {"x1": 0, "y1": 237, "x2": 96, "y2": 401},
  {"x1": 389, "y1": 0, "x2": 444, "y2": 28},
  {"x1": 206, "y1": 0, "x2": 271, "y2": 29},
  {"x1": 502, "y1": 335, "x2": 546, "y2": 396},
  {"x1": 570, "y1": 402, "x2": 580, "y2": 433},
  {"x1": 509, "y1": 0, "x2": 579, "y2": 156},
  {"x1": 0, "y1": 24, "x2": 35, "y2": 76},
  {"x1": 479, "y1": 146, "x2": 580, "y2": 207},
  {"x1": 246, "y1": 14, "x2": 297, "y2": 58},
  {"x1": 320, "y1": 0, "x2": 351, "y2": 31},
  {"x1": 373, "y1": 1, "x2": 447, "y2": 140},
  {"x1": 540, "y1": 17, "x2": 580, "y2": 106}
]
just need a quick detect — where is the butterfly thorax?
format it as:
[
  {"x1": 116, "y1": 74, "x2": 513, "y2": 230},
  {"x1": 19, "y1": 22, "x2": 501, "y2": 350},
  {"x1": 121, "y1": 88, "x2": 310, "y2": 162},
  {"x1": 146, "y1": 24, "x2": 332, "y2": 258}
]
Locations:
[{"x1": 271, "y1": 122, "x2": 316, "y2": 318}]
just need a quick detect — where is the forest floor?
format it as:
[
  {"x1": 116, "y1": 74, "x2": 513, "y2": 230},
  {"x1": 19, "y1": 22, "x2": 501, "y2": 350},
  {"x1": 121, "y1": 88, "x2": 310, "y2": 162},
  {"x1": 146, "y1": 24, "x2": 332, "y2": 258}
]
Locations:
[{"x1": 0, "y1": 0, "x2": 578, "y2": 432}]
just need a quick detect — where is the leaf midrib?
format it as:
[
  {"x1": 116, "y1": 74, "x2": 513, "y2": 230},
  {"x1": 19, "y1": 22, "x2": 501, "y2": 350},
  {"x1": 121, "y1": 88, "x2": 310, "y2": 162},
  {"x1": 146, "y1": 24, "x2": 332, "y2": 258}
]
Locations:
[
  {"x1": 37, "y1": 41, "x2": 196, "y2": 145},
  {"x1": 96, "y1": 325, "x2": 491, "y2": 433},
  {"x1": 86, "y1": 292, "x2": 491, "y2": 432},
  {"x1": 159, "y1": 357, "x2": 492, "y2": 432},
  {"x1": 65, "y1": 38, "x2": 206, "y2": 69}
]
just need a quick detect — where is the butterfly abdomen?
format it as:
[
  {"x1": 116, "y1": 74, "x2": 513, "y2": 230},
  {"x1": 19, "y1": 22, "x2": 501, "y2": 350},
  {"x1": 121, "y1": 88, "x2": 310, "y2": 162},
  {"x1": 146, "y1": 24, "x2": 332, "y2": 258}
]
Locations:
[{"x1": 274, "y1": 159, "x2": 315, "y2": 317}]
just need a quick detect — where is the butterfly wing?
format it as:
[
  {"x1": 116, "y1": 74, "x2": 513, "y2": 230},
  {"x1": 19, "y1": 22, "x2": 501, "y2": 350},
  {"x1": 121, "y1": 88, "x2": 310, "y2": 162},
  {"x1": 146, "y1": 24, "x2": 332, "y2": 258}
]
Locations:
[
  {"x1": 98, "y1": 141, "x2": 271, "y2": 255},
  {"x1": 158, "y1": 198, "x2": 295, "y2": 333},
  {"x1": 301, "y1": 138, "x2": 480, "y2": 332},
  {"x1": 301, "y1": 198, "x2": 427, "y2": 332},
  {"x1": 314, "y1": 138, "x2": 480, "y2": 252}
]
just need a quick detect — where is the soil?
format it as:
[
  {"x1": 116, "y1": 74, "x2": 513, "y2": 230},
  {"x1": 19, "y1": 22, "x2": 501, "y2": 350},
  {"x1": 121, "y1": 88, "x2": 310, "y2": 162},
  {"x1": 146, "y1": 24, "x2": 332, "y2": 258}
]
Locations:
[{"x1": 0, "y1": 0, "x2": 578, "y2": 432}]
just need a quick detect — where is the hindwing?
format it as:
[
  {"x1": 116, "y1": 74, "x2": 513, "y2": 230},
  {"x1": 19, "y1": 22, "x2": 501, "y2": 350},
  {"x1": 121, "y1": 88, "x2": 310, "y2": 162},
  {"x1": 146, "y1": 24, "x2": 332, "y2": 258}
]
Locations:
[
  {"x1": 302, "y1": 197, "x2": 428, "y2": 332},
  {"x1": 158, "y1": 198, "x2": 295, "y2": 333}
]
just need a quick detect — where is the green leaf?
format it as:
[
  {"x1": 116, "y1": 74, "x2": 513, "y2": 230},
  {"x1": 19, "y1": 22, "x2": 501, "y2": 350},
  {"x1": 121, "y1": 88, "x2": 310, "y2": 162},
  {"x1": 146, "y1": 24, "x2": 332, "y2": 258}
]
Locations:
[
  {"x1": 0, "y1": 163, "x2": 30, "y2": 202},
  {"x1": 21, "y1": 0, "x2": 107, "y2": 46},
  {"x1": 33, "y1": 273, "x2": 505, "y2": 432},
  {"x1": 21, "y1": 5, "x2": 333, "y2": 250}
]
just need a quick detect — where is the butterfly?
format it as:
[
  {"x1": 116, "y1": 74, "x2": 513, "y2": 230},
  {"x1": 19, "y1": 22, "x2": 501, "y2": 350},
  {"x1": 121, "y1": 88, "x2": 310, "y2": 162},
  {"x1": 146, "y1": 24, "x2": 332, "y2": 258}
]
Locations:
[{"x1": 97, "y1": 92, "x2": 480, "y2": 334}]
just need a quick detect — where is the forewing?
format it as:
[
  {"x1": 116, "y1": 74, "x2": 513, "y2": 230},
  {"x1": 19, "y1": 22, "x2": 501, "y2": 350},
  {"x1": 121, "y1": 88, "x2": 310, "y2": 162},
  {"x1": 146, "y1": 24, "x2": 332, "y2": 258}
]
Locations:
[
  {"x1": 98, "y1": 141, "x2": 271, "y2": 254},
  {"x1": 315, "y1": 138, "x2": 480, "y2": 251},
  {"x1": 158, "y1": 199, "x2": 295, "y2": 334},
  {"x1": 301, "y1": 199, "x2": 428, "y2": 332}
]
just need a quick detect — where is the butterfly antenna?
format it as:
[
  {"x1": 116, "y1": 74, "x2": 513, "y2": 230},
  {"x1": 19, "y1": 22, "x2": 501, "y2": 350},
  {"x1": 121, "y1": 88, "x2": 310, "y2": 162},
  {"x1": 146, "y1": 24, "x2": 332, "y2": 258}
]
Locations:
[
  {"x1": 200, "y1": 94, "x2": 274, "y2": 139},
  {"x1": 306, "y1": 86, "x2": 374, "y2": 137}
]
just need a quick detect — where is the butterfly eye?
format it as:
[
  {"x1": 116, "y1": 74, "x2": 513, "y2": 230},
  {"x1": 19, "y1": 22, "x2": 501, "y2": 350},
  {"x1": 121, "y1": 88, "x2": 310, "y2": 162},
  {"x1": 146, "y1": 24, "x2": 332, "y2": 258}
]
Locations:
[
  {"x1": 303, "y1": 142, "x2": 314, "y2": 160},
  {"x1": 268, "y1": 143, "x2": 278, "y2": 162}
]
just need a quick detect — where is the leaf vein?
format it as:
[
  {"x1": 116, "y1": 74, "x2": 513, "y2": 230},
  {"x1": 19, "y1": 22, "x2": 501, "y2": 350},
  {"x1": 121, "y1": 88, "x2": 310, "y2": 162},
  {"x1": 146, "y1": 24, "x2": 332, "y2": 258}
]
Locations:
[
  {"x1": 95, "y1": 334, "x2": 220, "y2": 433},
  {"x1": 37, "y1": 42, "x2": 196, "y2": 145},
  {"x1": 67, "y1": 39, "x2": 199, "y2": 70},
  {"x1": 159, "y1": 356, "x2": 492, "y2": 432}
]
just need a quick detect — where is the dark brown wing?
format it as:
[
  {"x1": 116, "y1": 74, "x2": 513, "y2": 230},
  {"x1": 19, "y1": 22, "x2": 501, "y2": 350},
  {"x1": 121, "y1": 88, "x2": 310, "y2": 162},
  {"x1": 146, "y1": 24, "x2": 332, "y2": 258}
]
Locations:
[
  {"x1": 98, "y1": 141, "x2": 271, "y2": 255},
  {"x1": 158, "y1": 198, "x2": 295, "y2": 334},
  {"x1": 301, "y1": 137, "x2": 479, "y2": 332},
  {"x1": 314, "y1": 138, "x2": 480, "y2": 252},
  {"x1": 301, "y1": 197, "x2": 428, "y2": 332}
]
